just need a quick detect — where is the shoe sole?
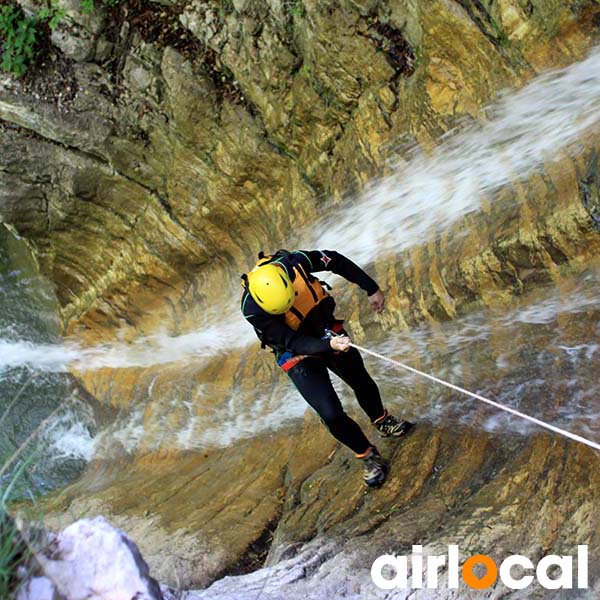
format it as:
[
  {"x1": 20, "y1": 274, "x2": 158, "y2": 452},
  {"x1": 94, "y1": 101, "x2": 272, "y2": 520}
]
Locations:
[
  {"x1": 377, "y1": 422, "x2": 415, "y2": 439},
  {"x1": 365, "y1": 475, "x2": 386, "y2": 488},
  {"x1": 364, "y1": 463, "x2": 389, "y2": 488}
]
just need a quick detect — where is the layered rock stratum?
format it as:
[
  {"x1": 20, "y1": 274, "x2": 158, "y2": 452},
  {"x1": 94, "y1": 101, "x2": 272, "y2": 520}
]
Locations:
[{"x1": 2, "y1": 1, "x2": 600, "y2": 597}]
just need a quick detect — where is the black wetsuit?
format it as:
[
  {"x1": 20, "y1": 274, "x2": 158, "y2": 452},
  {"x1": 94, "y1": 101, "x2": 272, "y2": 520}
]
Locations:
[{"x1": 241, "y1": 249, "x2": 385, "y2": 455}]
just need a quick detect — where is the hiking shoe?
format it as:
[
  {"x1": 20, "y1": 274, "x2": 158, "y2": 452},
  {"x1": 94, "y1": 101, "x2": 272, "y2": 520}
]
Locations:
[
  {"x1": 359, "y1": 446, "x2": 389, "y2": 488},
  {"x1": 374, "y1": 411, "x2": 414, "y2": 438}
]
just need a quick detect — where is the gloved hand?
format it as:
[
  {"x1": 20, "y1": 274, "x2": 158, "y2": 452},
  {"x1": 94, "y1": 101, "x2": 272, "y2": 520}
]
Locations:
[{"x1": 330, "y1": 335, "x2": 351, "y2": 352}]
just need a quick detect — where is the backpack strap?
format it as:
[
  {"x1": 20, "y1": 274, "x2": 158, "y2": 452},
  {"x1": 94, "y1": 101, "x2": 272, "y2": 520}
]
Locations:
[
  {"x1": 242, "y1": 250, "x2": 277, "y2": 285},
  {"x1": 256, "y1": 250, "x2": 275, "y2": 267}
]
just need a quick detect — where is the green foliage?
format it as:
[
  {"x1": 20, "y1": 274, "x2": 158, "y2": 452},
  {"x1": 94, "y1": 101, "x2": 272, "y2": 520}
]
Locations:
[
  {"x1": 487, "y1": 14, "x2": 510, "y2": 48},
  {"x1": 219, "y1": 0, "x2": 234, "y2": 17},
  {"x1": 81, "y1": 0, "x2": 95, "y2": 14},
  {"x1": 288, "y1": 0, "x2": 305, "y2": 18},
  {"x1": 0, "y1": 5, "x2": 37, "y2": 77},
  {"x1": 81, "y1": 0, "x2": 121, "y2": 15},
  {"x1": 38, "y1": 0, "x2": 65, "y2": 31},
  {"x1": 0, "y1": 1, "x2": 65, "y2": 77},
  {"x1": 0, "y1": 512, "x2": 26, "y2": 599},
  {"x1": 0, "y1": 456, "x2": 35, "y2": 599}
]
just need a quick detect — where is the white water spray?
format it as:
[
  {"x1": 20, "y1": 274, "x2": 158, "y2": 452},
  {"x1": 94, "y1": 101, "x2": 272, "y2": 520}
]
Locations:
[
  {"x1": 311, "y1": 46, "x2": 600, "y2": 265},
  {"x1": 1, "y1": 47, "x2": 600, "y2": 465},
  {"x1": 0, "y1": 315, "x2": 254, "y2": 373},
  {"x1": 2, "y1": 48, "x2": 599, "y2": 375}
]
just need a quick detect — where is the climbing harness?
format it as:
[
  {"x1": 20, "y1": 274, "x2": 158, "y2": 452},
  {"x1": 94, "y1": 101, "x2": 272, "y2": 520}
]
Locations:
[
  {"x1": 348, "y1": 341, "x2": 600, "y2": 452},
  {"x1": 243, "y1": 250, "x2": 338, "y2": 368}
]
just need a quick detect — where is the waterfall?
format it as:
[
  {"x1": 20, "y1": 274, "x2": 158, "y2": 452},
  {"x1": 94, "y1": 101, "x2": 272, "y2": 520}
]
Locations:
[{"x1": 1, "y1": 46, "x2": 599, "y2": 472}]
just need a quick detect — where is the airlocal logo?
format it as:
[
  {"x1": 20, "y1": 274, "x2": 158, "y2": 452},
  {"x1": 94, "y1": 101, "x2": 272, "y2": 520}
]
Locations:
[{"x1": 372, "y1": 545, "x2": 588, "y2": 591}]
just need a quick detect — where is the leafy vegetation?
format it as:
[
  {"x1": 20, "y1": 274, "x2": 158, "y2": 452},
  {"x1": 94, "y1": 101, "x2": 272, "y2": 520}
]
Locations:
[
  {"x1": 0, "y1": 5, "x2": 37, "y2": 77},
  {"x1": 0, "y1": 513, "x2": 27, "y2": 598},
  {"x1": 0, "y1": 456, "x2": 35, "y2": 599},
  {"x1": 81, "y1": 0, "x2": 94, "y2": 13},
  {"x1": 0, "y1": 0, "x2": 124, "y2": 76},
  {"x1": 81, "y1": 0, "x2": 121, "y2": 15},
  {"x1": 287, "y1": 0, "x2": 305, "y2": 19},
  {"x1": 0, "y1": 1, "x2": 64, "y2": 77},
  {"x1": 38, "y1": 0, "x2": 65, "y2": 31}
]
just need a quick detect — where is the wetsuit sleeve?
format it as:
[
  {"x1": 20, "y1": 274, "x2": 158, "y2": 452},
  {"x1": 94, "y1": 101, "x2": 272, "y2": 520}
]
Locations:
[
  {"x1": 242, "y1": 298, "x2": 332, "y2": 355},
  {"x1": 293, "y1": 250, "x2": 379, "y2": 296}
]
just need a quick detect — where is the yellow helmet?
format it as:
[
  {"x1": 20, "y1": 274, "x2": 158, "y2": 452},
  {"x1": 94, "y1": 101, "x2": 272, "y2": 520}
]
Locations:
[{"x1": 247, "y1": 263, "x2": 295, "y2": 314}]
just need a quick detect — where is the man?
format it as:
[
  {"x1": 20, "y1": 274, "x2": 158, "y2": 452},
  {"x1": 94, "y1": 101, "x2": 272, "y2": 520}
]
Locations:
[{"x1": 240, "y1": 249, "x2": 413, "y2": 487}]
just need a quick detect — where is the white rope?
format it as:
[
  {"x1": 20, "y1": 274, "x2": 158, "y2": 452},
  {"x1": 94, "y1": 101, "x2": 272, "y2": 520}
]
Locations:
[{"x1": 351, "y1": 343, "x2": 600, "y2": 452}]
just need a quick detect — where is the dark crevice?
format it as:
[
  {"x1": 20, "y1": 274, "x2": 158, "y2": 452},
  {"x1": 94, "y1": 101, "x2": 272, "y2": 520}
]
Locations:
[
  {"x1": 0, "y1": 119, "x2": 46, "y2": 142},
  {"x1": 580, "y1": 150, "x2": 600, "y2": 231},
  {"x1": 297, "y1": 545, "x2": 339, "y2": 580},
  {"x1": 195, "y1": 46, "x2": 255, "y2": 112},
  {"x1": 539, "y1": 235, "x2": 570, "y2": 265},
  {"x1": 521, "y1": 0, "x2": 534, "y2": 17},
  {"x1": 355, "y1": 16, "x2": 415, "y2": 117},
  {"x1": 103, "y1": 0, "x2": 204, "y2": 74},
  {"x1": 223, "y1": 515, "x2": 281, "y2": 577},
  {"x1": 156, "y1": 195, "x2": 175, "y2": 221},
  {"x1": 101, "y1": 1, "x2": 253, "y2": 111},
  {"x1": 453, "y1": 0, "x2": 511, "y2": 51},
  {"x1": 1, "y1": 112, "x2": 116, "y2": 180},
  {"x1": 365, "y1": 19, "x2": 415, "y2": 78}
]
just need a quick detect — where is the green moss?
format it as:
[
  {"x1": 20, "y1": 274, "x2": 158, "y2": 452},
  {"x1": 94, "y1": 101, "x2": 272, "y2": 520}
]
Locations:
[
  {"x1": 488, "y1": 14, "x2": 510, "y2": 47},
  {"x1": 288, "y1": 0, "x2": 306, "y2": 19},
  {"x1": 218, "y1": 0, "x2": 235, "y2": 19},
  {"x1": 81, "y1": 0, "x2": 121, "y2": 15},
  {"x1": 311, "y1": 79, "x2": 340, "y2": 108}
]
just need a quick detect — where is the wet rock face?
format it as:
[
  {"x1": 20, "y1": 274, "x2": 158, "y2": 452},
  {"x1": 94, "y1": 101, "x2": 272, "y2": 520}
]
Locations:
[
  {"x1": 0, "y1": 0, "x2": 597, "y2": 338},
  {"x1": 581, "y1": 150, "x2": 600, "y2": 230},
  {"x1": 42, "y1": 417, "x2": 600, "y2": 595},
  {"x1": 2, "y1": 0, "x2": 600, "y2": 596}
]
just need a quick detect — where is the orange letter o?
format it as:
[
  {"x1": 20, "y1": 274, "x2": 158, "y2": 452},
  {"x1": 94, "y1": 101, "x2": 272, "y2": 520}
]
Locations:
[{"x1": 462, "y1": 554, "x2": 499, "y2": 590}]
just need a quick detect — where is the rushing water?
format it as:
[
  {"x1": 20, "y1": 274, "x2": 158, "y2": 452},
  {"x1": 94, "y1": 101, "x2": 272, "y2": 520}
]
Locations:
[
  {"x1": 0, "y1": 226, "x2": 95, "y2": 496},
  {"x1": 84, "y1": 261, "x2": 600, "y2": 456},
  {"x1": 311, "y1": 45, "x2": 600, "y2": 265},
  {"x1": 1, "y1": 47, "x2": 600, "y2": 487},
  {"x1": 6, "y1": 253, "x2": 599, "y2": 463},
  {"x1": 366, "y1": 264, "x2": 600, "y2": 440},
  {"x1": 2, "y1": 48, "x2": 600, "y2": 373}
]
